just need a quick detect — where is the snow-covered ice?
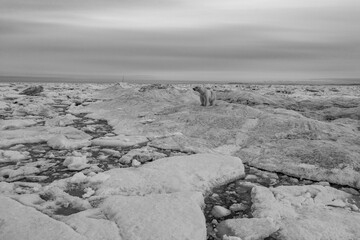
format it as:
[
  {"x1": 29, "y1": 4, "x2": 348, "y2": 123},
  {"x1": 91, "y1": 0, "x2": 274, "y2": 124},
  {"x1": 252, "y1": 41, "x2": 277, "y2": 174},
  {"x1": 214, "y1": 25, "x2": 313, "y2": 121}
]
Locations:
[
  {"x1": 101, "y1": 191, "x2": 206, "y2": 240},
  {"x1": 1, "y1": 82, "x2": 360, "y2": 240},
  {"x1": 47, "y1": 134, "x2": 91, "y2": 150},
  {"x1": 0, "y1": 150, "x2": 30, "y2": 162},
  {"x1": 96, "y1": 153, "x2": 245, "y2": 196},
  {"x1": 0, "y1": 195, "x2": 88, "y2": 240},
  {"x1": 63, "y1": 155, "x2": 89, "y2": 171},
  {"x1": 91, "y1": 134, "x2": 148, "y2": 148}
]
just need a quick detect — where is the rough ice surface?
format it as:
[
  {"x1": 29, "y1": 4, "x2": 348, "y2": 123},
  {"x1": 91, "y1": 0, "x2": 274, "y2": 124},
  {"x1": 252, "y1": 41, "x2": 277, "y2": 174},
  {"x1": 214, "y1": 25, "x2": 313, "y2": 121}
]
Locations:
[
  {"x1": 216, "y1": 217, "x2": 279, "y2": 240},
  {"x1": 81, "y1": 84, "x2": 360, "y2": 189},
  {"x1": 1, "y1": 83, "x2": 360, "y2": 240},
  {"x1": 251, "y1": 185, "x2": 360, "y2": 240}
]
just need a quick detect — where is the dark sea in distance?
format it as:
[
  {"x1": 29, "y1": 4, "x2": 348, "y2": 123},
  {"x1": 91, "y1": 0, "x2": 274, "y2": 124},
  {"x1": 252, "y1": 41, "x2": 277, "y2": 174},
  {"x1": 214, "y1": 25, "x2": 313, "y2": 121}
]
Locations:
[{"x1": 0, "y1": 75, "x2": 360, "y2": 85}]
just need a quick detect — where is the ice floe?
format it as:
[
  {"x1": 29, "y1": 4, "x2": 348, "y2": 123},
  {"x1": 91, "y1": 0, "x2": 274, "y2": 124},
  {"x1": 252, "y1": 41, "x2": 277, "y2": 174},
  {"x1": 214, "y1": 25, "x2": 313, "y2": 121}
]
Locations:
[
  {"x1": 47, "y1": 134, "x2": 91, "y2": 150},
  {"x1": 0, "y1": 195, "x2": 88, "y2": 240},
  {"x1": 97, "y1": 153, "x2": 245, "y2": 196},
  {"x1": 251, "y1": 185, "x2": 360, "y2": 240},
  {"x1": 63, "y1": 155, "x2": 89, "y2": 171},
  {"x1": 0, "y1": 126, "x2": 91, "y2": 148},
  {"x1": 0, "y1": 119, "x2": 38, "y2": 130},
  {"x1": 101, "y1": 191, "x2": 206, "y2": 240},
  {"x1": 91, "y1": 134, "x2": 148, "y2": 148},
  {"x1": 0, "y1": 150, "x2": 30, "y2": 162}
]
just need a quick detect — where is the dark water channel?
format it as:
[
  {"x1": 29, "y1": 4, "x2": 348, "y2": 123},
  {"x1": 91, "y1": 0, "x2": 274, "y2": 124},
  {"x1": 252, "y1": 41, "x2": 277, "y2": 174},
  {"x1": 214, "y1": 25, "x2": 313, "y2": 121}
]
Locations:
[{"x1": 204, "y1": 164, "x2": 360, "y2": 240}]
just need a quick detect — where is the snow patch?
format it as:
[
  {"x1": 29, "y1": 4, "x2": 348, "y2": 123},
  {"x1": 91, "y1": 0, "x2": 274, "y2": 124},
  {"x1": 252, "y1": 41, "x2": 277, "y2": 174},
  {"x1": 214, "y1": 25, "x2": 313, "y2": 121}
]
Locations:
[{"x1": 97, "y1": 153, "x2": 245, "y2": 196}]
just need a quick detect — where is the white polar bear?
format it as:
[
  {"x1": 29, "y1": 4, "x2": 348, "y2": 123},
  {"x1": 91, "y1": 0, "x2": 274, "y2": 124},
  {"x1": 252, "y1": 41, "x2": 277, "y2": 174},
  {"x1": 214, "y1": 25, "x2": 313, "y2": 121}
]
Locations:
[{"x1": 193, "y1": 86, "x2": 216, "y2": 106}]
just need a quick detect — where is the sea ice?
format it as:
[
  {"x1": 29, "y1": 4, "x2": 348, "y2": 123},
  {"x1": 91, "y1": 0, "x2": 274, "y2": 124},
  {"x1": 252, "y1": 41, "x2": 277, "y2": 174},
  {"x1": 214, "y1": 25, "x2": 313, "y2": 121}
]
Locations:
[
  {"x1": 101, "y1": 191, "x2": 206, "y2": 240},
  {"x1": 0, "y1": 100, "x2": 9, "y2": 109},
  {"x1": 91, "y1": 134, "x2": 148, "y2": 148},
  {"x1": 47, "y1": 134, "x2": 91, "y2": 150},
  {"x1": 0, "y1": 150, "x2": 30, "y2": 162},
  {"x1": 217, "y1": 218, "x2": 279, "y2": 240},
  {"x1": 0, "y1": 126, "x2": 92, "y2": 148},
  {"x1": 0, "y1": 166, "x2": 40, "y2": 181},
  {"x1": 70, "y1": 172, "x2": 88, "y2": 183},
  {"x1": 97, "y1": 153, "x2": 245, "y2": 196},
  {"x1": 82, "y1": 187, "x2": 95, "y2": 198},
  {"x1": 0, "y1": 195, "x2": 88, "y2": 240},
  {"x1": 211, "y1": 205, "x2": 231, "y2": 218},
  {"x1": 251, "y1": 185, "x2": 360, "y2": 240},
  {"x1": 63, "y1": 155, "x2": 89, "y2": 171},
  {"x1": 61, "y1": 209, "x2": 122, "y2": 240},
  {"x1": 88, "y1": 172, "x2": 110, "y2": 183},
  {"x1": 45, "y1": 114, "x2": 78, "y2": 127},
  {"x1": 119, "y1": 146, "x2": 167, "y2": 164},
  {"x1": 0, "y1": 119, "x2": 38, "y2": 130}
]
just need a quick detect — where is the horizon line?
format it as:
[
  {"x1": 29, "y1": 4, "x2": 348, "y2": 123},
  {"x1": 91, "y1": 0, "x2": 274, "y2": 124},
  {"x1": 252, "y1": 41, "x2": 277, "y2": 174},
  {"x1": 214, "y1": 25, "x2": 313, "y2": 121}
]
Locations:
[{"x1": 0, "y1": 74, "x2": 359, "y2": 86}]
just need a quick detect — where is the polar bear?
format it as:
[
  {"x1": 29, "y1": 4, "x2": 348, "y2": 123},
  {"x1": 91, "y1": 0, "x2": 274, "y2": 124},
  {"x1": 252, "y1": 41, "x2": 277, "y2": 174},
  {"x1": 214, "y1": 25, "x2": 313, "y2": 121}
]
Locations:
[{"x1": 193, "y1": 86, "x2": 216, "y2": 106}]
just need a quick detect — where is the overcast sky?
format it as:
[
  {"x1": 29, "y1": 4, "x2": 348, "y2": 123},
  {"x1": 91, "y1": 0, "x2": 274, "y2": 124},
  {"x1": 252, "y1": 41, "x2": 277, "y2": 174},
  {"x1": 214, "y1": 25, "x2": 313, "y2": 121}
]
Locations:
[{"x1": 1, "y1": 0, "x2": 359, "y2": 82}]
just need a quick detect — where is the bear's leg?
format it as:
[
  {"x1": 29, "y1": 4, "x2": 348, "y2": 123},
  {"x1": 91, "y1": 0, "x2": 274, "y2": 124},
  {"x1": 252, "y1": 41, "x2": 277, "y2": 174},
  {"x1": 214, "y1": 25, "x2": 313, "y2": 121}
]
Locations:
[
  {"x1": 204, "y1": 96, "x2": 209, "y2": 106},
  {"x1": 200, "y1": 95, "x2": 205, "y2": 106},
  {"x1": 209, "y1": 92, "x2": 216, "y2": 106},
  {"x1": 201, "y1": 93, "x2": 208, "y2": 106}
]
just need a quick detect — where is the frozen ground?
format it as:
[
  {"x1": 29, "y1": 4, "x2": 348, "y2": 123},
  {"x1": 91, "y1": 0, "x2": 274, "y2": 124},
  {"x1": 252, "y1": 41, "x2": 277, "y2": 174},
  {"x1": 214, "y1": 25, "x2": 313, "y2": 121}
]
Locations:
[{"x1": 0, "y1": 82, "x2": 360, "y2": 240}]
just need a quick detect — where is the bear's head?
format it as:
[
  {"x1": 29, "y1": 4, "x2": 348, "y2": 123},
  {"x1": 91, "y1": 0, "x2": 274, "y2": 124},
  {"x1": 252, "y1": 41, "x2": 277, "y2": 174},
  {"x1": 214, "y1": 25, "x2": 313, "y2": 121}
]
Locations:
[{"x1": 193, "y1": 86, "x2": 202, "y2": 92}]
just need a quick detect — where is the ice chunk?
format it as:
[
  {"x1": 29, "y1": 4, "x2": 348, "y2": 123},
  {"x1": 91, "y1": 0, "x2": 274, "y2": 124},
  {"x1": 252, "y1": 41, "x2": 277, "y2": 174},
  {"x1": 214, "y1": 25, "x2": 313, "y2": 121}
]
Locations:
[
  {"x1": 82, "y1": 187, "x2": 95, "y2": 198},
  {"x1": 70, "y1": 172, "x2": 88, "y2": 183},
  {"x1": 97, "y1": 153, "x2": 245, "y2": 196},
  {"x1": 101, "y1": 192, "x2": 206, "y2": 240},
  {"x1": 0, "y1": 150, "x2": 30, "y2": 162},
  {"x1": 0, "y1": 166, "x2": 40, "y2": 181},
  {"x1": 88, "y1": 173, "x2": 110, "y2": 183},
  {"x1": 0, "y1": 119, "x2": 38, "y2": 130},
  {"x1": 61, "y1": 209, "x2": 122, "y2": 240},
  {"x1": 63, "y1": 156, "x2": 89, "y2": 171},
  {"x1": 0, "y1": 195, "x2": 88, "y2": 240},
  {"x1": 47, "y1": 134, "x2": 91, "y2": 150},
  {"x1": 0, "y1": 100, "x2": 9, "y2": 109},
  {"x1": 131, "y1": 159, "x2": 141, "y2": 167},
  {"x1": 211, "y1": 205, "x2": 231, "y2": 218},
  {"x1": 45, "y1": 114, "x2": 78, "y2": 127},
  {"x1": 91, "y1": 134, "x2": 148, "y2": 148}
]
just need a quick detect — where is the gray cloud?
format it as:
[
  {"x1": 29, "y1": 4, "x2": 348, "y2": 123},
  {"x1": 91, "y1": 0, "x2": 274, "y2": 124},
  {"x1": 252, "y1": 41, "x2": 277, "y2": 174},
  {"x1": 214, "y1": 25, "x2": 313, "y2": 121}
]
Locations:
[{"x1": 0, "y1": 0, "x2": 359, "y2": 82}]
